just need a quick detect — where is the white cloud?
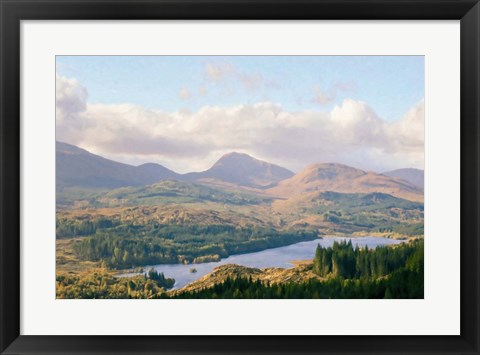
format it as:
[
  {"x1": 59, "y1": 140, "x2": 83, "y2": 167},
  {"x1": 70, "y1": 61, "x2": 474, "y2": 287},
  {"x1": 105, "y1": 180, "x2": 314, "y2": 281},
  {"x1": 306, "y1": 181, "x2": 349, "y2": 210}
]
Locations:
[
  {"x1": 388, "y1": 99, "x2": 424, "y2": 150},
  {"x1": 56, "y1": 76, "x2": 90, "y2": 143},
  {"x1": 56, "y1": 76, "x2": 424, "y2": 173},
  {"x1": 198, "y1": 85, "x2": 208, "y2": 96},
  {"x1": 238, "y1": 73, "x2": 264, "y2": 90},
  {"x1": 178, "y1": 87, "x2": 191, "y2": 100},
  {"x1": 312, "y1": 85, "x2": 334, "y2": 105},
  {"x1": 204, "y1": 62, "x2": 235, "y2": 82},
  {"x1": 312, "y1": 81, "x2": 355, "y2": 106},
  {"x1": 204, "y1": 61, "x2": 266, "y2": 91}
]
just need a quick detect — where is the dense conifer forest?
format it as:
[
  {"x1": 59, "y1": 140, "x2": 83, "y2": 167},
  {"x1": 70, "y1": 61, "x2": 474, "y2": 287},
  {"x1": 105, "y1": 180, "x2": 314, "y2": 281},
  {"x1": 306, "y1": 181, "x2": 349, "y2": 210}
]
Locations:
[
  {"x1": 171, "y1": 239, "x2": 423, "y2": 299},
  {"x1": 61, "y1": 220, "x2": 317, "y2": 268},
  {"x1": 56, "y1": 239, "x2": 423, "y2": 299}
]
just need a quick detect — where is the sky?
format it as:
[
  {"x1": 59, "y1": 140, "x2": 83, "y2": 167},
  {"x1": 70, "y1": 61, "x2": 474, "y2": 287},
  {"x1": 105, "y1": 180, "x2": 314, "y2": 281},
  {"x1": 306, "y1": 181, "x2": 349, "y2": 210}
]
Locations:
[{"x1": 56, "y1": 56, "x2": 424, "y2": 173}]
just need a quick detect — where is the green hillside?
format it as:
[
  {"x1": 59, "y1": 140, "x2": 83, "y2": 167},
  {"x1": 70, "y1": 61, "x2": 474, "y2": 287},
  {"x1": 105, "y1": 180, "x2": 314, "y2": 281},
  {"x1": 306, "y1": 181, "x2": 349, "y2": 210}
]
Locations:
[{"x1": 97, "y1": 180, "x2": 273, "y2": 207}]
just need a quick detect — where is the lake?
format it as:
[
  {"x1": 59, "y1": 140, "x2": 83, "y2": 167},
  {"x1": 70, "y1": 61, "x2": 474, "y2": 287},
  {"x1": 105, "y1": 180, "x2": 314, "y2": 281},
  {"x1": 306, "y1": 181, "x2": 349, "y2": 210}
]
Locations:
[{"x1": 120, "y1": 236, "x2": 403, "y2": 289}]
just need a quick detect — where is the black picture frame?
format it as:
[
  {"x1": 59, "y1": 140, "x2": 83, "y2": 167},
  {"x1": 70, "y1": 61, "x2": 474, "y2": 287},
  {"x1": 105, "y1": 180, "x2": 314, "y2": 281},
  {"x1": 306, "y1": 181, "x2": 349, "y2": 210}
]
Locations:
[{"x1": 1, "y1": 1, "x2": 479, "y2": 354}]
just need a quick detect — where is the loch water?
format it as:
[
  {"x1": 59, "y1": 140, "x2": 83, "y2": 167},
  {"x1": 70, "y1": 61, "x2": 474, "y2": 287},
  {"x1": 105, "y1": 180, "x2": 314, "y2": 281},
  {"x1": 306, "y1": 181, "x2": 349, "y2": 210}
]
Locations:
[{"x1": 120, "y1": 236, "x2": 403, "y2": 289}]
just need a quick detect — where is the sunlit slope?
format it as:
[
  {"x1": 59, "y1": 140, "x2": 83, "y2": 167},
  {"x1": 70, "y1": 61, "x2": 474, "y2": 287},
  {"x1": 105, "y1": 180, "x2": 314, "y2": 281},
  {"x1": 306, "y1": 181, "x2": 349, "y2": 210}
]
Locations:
[
  {"x1": 271, "y1": 190, "x2": 424, "y2": 235},
  {"x1": 89, "y1": 180, "x2": 273, "y2": 208},
  {"x1": 268, "y1": 163, "x2": 423, "y2": 202}
]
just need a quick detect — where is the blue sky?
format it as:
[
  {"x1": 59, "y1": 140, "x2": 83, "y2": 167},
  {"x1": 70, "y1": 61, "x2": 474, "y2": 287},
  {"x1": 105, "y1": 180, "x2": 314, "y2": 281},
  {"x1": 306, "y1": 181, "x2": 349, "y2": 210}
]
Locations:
[
  {"x1": 55, "y1": 56, "x2": 424, "y2": 173},
  {"x1": 56, "y1": 56, "x2": 423, "y2": 122}
]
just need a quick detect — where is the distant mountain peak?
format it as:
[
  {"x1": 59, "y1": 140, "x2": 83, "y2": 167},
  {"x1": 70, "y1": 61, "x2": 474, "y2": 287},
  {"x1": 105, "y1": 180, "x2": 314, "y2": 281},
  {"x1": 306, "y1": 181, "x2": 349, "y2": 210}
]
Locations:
[
  {"x1": 184, "y1": 152, "x2": 294, "y2": 189},
  {"x1": 56, "y1": 141, "x2": 180, "y2": 190},
  {"x1": 269, "y1": 162, "x2": 423, "y2": 202},
  {"x1": 383, "y1": 168, "x2": 424, "y2": 190},
  {"x1": 214, "y1": 152, "x2": 263, "y2": 166},
  {"x1": 56, "y1": 141, "x2": 90, "y2": 154},
  {"x1": 137, "y1": 162, "x2": 159, "y2": 168},
  {"x1": 219, "y1": 151, "x2": 251, "y2": 159},
  {"x1": 305, "y1": 162, "x2": 365, "y2": 171}
]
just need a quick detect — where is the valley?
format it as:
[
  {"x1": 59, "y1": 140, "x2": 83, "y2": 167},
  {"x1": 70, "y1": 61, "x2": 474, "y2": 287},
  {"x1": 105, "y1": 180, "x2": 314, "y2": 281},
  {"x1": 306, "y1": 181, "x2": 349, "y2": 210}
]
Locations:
[{"x1": 56, "y1": 142, "x2": 424, "y2": 299}]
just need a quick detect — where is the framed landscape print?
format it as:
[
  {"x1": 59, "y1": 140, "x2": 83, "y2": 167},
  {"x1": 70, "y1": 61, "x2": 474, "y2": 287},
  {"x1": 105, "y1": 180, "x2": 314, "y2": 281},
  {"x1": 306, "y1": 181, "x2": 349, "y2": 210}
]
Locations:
[{"x1": 1, "y1": 0, "x2": 479, "y2": 354}]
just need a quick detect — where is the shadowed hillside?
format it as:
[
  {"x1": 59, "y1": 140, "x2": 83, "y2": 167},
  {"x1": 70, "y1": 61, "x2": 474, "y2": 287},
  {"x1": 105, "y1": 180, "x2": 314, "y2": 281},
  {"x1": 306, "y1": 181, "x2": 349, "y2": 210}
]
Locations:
[
  {"x1": 184, "y1": 152, "x2": 294, "y2": 189},
  {"x1": 383, "y1": 168, "x2": 424, "y2": 190},
  {"x1": 56, "y1": 141, "x2": 179, "y2": 189}
]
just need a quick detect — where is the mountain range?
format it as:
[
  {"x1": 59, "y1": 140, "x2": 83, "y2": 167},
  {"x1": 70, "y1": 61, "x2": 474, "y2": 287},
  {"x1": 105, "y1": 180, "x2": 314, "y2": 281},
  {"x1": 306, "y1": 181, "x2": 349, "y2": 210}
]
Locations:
[
  {"x1": 56, "y1": 141, "x2": 424, "y2": 202},
  {"x1": 56, "y1": 142, "x2": 179, "y2": 189},
  {"x1": 382, "y1": 168, "x2": 424, "y2": 189},
  {"x1": 270, "y1": 163, "x2": 423, "y2": 202},
  {"x1": 183, "y1": 152, "x2": 294, "y2": 189}
]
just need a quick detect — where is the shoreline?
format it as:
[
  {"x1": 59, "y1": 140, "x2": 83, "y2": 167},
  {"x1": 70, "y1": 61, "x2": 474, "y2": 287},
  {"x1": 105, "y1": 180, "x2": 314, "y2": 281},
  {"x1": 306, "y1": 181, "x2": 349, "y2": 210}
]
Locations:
[{"x1": 114, "y1": 234, "x2": 414, "y2": 279}]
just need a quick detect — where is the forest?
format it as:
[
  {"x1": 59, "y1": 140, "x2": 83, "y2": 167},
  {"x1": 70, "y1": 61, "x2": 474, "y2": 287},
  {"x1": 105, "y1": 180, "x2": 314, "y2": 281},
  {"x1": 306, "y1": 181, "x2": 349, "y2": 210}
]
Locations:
[
  {"x1": 56, "y1": 268, "x2": 174, "y2": 299},
  {"x1": 56, "y1": 239, "x2": 423, "y2": 299},
  {"x1": 309, "y1": 192, "x2": 424, "y2": 235},
  {"x1": 312, "y1": 239, "x2": 421, "y2": 278},
  {"x1": 65, "y1": 222, "x2": 318, "y2": 268},
  {"x1": 172, "y1": 239, "x2": 423, "y2": 299}
]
